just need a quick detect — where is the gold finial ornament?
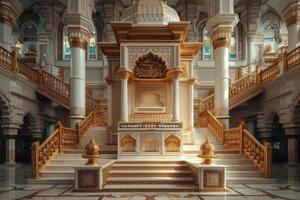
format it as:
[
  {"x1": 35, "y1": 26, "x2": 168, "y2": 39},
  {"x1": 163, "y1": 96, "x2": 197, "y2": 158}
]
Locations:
[
  {"x1": 198, "y1": 138, "x2": 218, "y2": 165},
  {"x1": 82, "y1": 139, "x2": 101, "y2": 165}
]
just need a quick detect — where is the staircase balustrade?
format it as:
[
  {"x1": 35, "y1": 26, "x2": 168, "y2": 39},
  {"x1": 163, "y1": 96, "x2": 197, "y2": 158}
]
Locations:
[
  {"x1": 260, "y1": 63, "x2": 279, "y2": 84},
  {"x1": 199, "y1": 111, "x2": 224, "y2": 144},
  {"x1": 198, "y1": 111, "x2": 272, "y2": 178},
  {"x1": 31, "y1": 110, "x2": 102, "y2": 178},
  {"x1": 285, "y1": 46, "x2": 300, "y2": 71}
]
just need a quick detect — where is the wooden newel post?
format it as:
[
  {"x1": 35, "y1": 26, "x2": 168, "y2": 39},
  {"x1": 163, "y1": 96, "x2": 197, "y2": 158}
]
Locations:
[
  {"x1": 31, "y1": 141, "x2": 40, "y2": 178},
  {"x1": 239, "y1": 121, "x2": 246, "y2": 154},
  {"x1": 56, "y1": 121, "x2": 62, "y2": 153},
  {"x1": 264, "y1": 141, "x2": 272, "y2": 178}
]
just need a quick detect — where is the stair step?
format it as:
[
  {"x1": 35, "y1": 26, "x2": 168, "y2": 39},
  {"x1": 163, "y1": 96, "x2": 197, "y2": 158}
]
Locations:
[
  {"x1": 227, "y1": 177, "x2": 276, "y2": 184},
  {"x1": 226, "y1": 171, "x2": 263, "y2": 178},
  {"x1": 103, "y1": 184, "x2": 198, "y2": 191},
  {"x1": 110, "y1": 170, "x2": 191, "y2": 174}
]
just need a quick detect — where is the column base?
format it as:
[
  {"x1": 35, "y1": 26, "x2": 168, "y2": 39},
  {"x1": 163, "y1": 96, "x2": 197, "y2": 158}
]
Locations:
[
  {"x1": 0, "y1": 161, "x2": 20, "y2": 168},
  {"x1": 216, "y1": 115, "x2": 230, "y2": 129},
  {"x1": 70, "y1": 115, "x2": 85, "y2": 128}
]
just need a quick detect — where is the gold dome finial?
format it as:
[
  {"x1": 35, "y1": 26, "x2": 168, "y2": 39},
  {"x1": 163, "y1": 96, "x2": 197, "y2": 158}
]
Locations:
[
  {"x1": 82, "y1": 139, "x2": 101, "y2": 165},
  {"x1": 198, "y1": 137, "x2": 218, "y2": 165}
]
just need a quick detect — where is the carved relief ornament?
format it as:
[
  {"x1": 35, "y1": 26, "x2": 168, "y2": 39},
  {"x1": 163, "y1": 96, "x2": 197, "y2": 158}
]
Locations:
[
  {"x1": 281, "y1": 2, "x2": 300, "y2": 27},
  {"x1": 0, "y1": 0, "x2": 22, "y2": 26},
  {"x1": 68, "y1": 27, "x2": 90, "y2": 50},
  {"x1": 133, "y1": 52, "x2": 168, "y2": 79},
  {"x1": 167, "y1": 68, "x2": 183, "y2": 79},
  {"x1": 117, "y1": 67, "x2": 132, "y2": 79},
  {"x1": 212, "y1": 37, "x2": 231, "y2": 49}
]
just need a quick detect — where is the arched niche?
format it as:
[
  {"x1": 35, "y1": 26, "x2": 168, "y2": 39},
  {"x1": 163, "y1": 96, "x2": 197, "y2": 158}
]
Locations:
[
  {"x1": 165, "y1": 134, "x2": 180, "y2": 152},
  {"x1": 120, "y1": 134, "x2": 136, "y2": 152}
]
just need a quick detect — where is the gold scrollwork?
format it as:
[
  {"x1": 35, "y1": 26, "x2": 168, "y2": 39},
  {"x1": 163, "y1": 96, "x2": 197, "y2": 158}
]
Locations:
[
  {"x1": 212, "y1": 37, "x2": 231, "y2": 49},
  {"x1": 165, "y1": 134, "x2": 180, "y2": 152},
  {"x1": 120, "y1": 134, "x2": 136, "y2": 152},
  {"x1": 133, "y1": 52, "x2": 168, "y2": 79}
]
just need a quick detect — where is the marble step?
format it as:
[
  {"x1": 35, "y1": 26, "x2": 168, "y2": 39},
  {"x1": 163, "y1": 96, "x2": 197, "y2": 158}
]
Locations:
[
  {"x1": 111, "y1": 165, "x2": 189, "y2": 170},
  {"x1": 225, "y1": 164, "x2": 258, "y2": 171},
  {"x1": 53, "y1": 153, "x2": 117, "y2": 159},
  {"x1": 214, "y1": 159, "x2": 253, "y2": 165},
  {"x1": 106, "y1": 177, "x2": 194, "y2": 185},
  {"x1": 226, "y1": 171, "x2": 263, "y2": 178},
  {"x1": 103, "y1": 184, "x2": 198, "y2": 192},
  {"x1": 39, "y1": 171, "x2": 74, "y2": 178},
  {"x1": 227, "y1": 177, "x2": 276, "y2": 184},
  {"x1": 110, "y1": 169, "x2": 191, "y2": 174},
  {"x1": 27, "y1": 178, "x2": 73, "y2": 185}
]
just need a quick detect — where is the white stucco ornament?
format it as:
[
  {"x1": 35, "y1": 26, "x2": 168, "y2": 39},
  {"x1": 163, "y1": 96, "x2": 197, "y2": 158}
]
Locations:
[{"x1": 120, "y1": 0, "x2": 180, "y2": 25}]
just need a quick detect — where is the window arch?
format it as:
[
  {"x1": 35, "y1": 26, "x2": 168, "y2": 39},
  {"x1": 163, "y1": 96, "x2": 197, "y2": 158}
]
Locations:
[
  {"x1": 61, "y1": 26, "x2": 98, "y2": 61},
  {"x1": 202, "y1": 28, "x2": 212, "y2": 60},
  {"x1": 22, "y1": 23, "x2": 37, "y2": 57},
  {"x1": 63, "y1": 27, "x2": 71, "y2": 60},
  {"x1": 229, "y1": 28, "x2": 238, "y2": 60},
  {"x1": 263, "y1": 23, "x2": 277, "y2": 54}
]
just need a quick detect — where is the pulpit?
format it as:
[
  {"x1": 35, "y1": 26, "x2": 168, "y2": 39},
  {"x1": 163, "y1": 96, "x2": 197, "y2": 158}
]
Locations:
[{"x1": 100, "y1": 15, "x2": 201, "y2": 159}]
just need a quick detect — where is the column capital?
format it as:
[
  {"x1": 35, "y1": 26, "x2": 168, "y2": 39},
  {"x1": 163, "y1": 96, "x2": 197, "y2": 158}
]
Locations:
[
  {"x1": 1, "y1": 123, "x2": 19, "y2": 136},
  {"x1": 206, "y1": 14, "x2": 239, "y2": 49},
  {"x1": 0, "y1": 0, "x2": 22, "y2": 27},
  {"x1": 117, "y1": 67, "x2": 132, "y2": 79},
  {"x1": 278, "y1": 0, "x2": 300, "y2": 27},
  {"x1": 167, "y1": 68, "x2": 184, "y2": 79}
]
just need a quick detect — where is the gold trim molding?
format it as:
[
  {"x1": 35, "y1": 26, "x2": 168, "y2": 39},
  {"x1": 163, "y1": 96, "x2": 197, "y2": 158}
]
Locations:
[
  {"x1": 212, "y1": 37, "x2": 231, "y2": 49},
  {"x1": 69, "y1": 37, "x2": 88, "y2": 50},
  {"x1": 117, "y1": 67, "x2": 133, "y2": 79},
  {"x1": 167, "y1": 68, "x2": 184, "y2": 79}
]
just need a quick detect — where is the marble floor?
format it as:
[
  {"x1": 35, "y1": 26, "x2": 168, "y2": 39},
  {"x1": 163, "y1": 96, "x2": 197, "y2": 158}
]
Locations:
[{"x1": 0, "y1": 163, "x2": 300, "y2": 200}]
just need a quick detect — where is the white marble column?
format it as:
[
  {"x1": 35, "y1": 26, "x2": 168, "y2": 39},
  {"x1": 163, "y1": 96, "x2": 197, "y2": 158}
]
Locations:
[
  {"x1": 279, "y1": 0, "x2": 300, "y2": 53},
  {"x1": 0, "y1": 0, "x2": 22, "y2": 51},
  {"x1": 206, "y1": 14, "x2": 239, "y2": 128},
  {"x1": 69, "y1": 37, "x2": 87, "y2": 128},
  {"x1": 173, "y1": 77, "x2": 180, "y2": 122},
  {"x1": 2, "y1": 125, "x2": 19, "y2": 166},
  {"x1": 118, "y1": 68, "x2": 130, "y2": 122}
]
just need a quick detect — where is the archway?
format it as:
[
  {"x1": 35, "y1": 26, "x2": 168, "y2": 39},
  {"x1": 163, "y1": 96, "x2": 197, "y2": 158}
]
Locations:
[
  {"x1": 269, "y1": 113, "x2": 288, "y2": 163},
  {"x1": 15, "y1": 113, "x2": 33, "y2": 163}
]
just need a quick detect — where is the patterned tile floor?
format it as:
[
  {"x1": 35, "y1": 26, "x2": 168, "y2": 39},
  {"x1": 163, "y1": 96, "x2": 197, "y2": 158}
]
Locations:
[{"x1": 0, "y1": 163, "x2": 299, "y2": 200}]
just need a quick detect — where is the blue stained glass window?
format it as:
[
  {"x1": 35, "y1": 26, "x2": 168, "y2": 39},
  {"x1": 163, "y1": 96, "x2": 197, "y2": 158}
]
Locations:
[
  {"x1": 229, "y1": 30, "x2": 238, "y2": 60},
  {"x1": 89, "y1": 35, "x2": 97, "y2": 60},
  {"x1": 63, "y1": 31, "x2": 71, "y2": 60},
  {"x1": 203, "y1": 29, "x2": 212, "y2": 60}
]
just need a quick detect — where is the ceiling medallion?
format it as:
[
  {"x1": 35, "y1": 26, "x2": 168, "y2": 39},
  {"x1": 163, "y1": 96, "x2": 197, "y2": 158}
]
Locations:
[{"x1": 133, "y1": 52, "x2": 168, "y2": 79}]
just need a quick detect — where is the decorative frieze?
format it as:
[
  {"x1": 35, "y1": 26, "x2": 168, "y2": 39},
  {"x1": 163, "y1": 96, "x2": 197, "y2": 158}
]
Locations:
[
  {"x1": 118, "y1": 122, "x2": 183, "y2": 131},
  {"x1": 167, "y1": 68, "x2": 184, "y2": 79},
  {"x1": 128, "y1": 46, "x2": 173, "y2": 68},
  {"x1": 117, "y1": 67, "x2": 132, "y2": 79},
  {"x1": 212, "y1": 37, "x2": 231, "y2": 49}
]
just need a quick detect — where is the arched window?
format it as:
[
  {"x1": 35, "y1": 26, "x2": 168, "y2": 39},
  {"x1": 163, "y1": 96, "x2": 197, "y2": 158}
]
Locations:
[
  {"x1": 88, "y1": 34, "x2": 97, "y2": 60},
  {"x1": 63, "y1": 28, "x2": 71, "y2": 60},
  {"x1": 62, "y1": 27, "x2": 97, "y2": 60},
  {"x1": 23, "y1": 23, "x2": 37, "y2": 57},
  {"x1": 229, "y1": 28, "x2": 238, "y2": 60},
  {"x1": 202, "y1": 28, "x2": 212, "y2": 60},
  {"x1": 263, "y1": 24, "x2": 277, "y2": 53}
]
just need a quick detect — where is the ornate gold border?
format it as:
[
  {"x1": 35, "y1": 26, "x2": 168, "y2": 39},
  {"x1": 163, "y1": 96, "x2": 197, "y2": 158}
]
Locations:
[
  {"x1": 69, "y1": 37, "x2": 88, "y2": 50},
  {"x1": 0, "y1": 15, "x2": 14, "y2": 26},
  {"x1": 117, "y1": 67, "x2": 133, "y2": 79},
  {"x1": 212, "y1": 37, "x2": 230, "y2": 49},
  {"x1": 285, "y1": 16, "x2": 300, "y2": 27}
]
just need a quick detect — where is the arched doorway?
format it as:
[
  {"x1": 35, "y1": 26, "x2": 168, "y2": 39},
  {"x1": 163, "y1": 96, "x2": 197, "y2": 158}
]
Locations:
[
  {"x1": 15, "y1": 114, "x2": 32, "y2": 163},
  {"x1": 269, "y1": 113, "x2": 288, "y2": 163}
]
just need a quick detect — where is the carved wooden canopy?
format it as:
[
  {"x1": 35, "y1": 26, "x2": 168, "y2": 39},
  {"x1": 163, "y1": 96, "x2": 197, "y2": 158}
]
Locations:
[{"x1": 133, "y1": 52, "x2": 168, "y2": 79}]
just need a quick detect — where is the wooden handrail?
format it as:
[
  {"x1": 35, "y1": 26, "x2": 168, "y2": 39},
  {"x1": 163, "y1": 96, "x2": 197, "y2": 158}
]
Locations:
[
  {"x1": 285, "y1": 46, "x2": 300, "y2": 71},
  {"x1": 260, "y1": 63, "x2": 279, "y2": 84},
  {"x1": 0, "y1": 46, "x2": 101, "y2": 114},
  {"x1": 31, "y1": 109, "x2": 102, "y2": 178},
  {"x1": 198, "y1": 112, "x2": 272, "y2": 178},
  {"x1": 199, "y1": 111, "x2": 224, "y2": 144}
]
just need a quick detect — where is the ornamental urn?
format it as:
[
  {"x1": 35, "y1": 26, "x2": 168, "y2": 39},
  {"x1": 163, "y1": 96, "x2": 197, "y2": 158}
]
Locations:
[
  {"x1": 82, "y1": 139, "x2": 101, "y2": 165},
  {"x1": 198, "y1": 138, "x2": 218, "y2": 164}
]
